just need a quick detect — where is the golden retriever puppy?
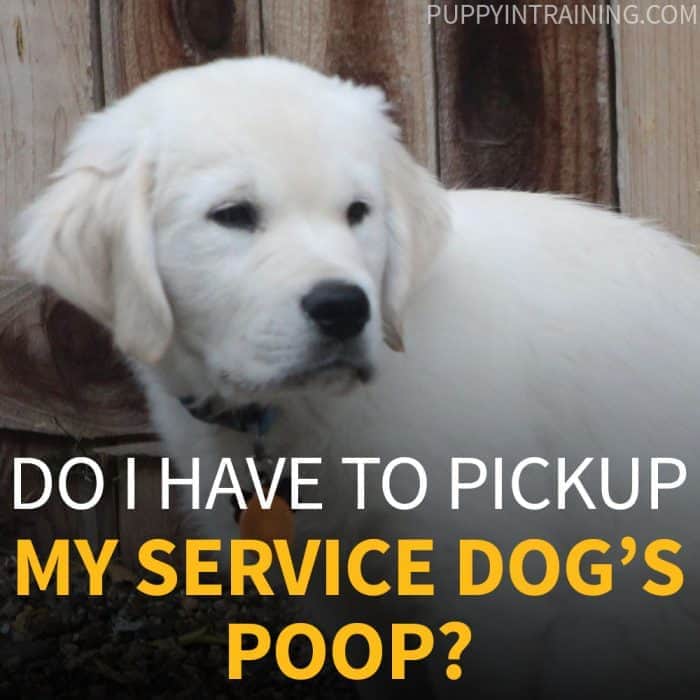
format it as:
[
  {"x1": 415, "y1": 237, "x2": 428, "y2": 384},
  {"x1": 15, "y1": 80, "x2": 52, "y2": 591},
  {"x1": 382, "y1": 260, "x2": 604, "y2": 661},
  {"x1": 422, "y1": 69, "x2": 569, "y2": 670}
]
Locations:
[{"x1": 14, "y1": 57, "x2": 700, "y2": 698}]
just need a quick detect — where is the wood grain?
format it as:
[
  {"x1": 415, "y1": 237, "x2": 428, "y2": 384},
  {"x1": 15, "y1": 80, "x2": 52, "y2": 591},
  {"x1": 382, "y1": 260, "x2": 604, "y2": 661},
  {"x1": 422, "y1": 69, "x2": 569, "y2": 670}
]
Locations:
[
  {"x1": 1, "y1": 433, "x2": 120, "y2": 558},
  {"x1": 101, "y1": 0, "x2": 262, "y2": 101},
  {"x1": 0, "y1": 2, "x2": 150, "y2": 436},
  {"x1": 260, "y1": 0, "x2": 437, "y2": 171},
  {"x1": 434, "y1": 0, "x2": 614, "y2": 202},
  {"x1": 0, "y1": 278, "x2": 149, "y2": 437},
  {"x1": 0, "y1": 0, "x2": 98, "y2": 271},
  {"x1": 1, "y1": 439, "x2": 181, "y2": 569},
  {"x1": 117, "y1": 456, "x2": 185, "y2": 572},
  {"x1": 613, "y1": 2, "x2": 700, "y2": 240}
]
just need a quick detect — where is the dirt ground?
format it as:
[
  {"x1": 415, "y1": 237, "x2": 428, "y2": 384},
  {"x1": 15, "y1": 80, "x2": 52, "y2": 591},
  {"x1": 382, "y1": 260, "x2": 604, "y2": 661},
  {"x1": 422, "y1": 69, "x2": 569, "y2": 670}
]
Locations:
[{"x1": 0, "y1": 553, "x2": 356, "y2": 699}]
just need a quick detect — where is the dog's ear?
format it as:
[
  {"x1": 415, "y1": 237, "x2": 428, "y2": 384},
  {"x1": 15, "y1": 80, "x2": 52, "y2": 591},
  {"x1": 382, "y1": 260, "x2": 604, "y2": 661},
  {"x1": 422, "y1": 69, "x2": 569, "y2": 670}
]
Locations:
[
  {"x1": 12, "y1": 111, "x2": 173, "y2": 364},
  {"x1": 381, "y1": 139, "x2": 449, "y2": 352}
]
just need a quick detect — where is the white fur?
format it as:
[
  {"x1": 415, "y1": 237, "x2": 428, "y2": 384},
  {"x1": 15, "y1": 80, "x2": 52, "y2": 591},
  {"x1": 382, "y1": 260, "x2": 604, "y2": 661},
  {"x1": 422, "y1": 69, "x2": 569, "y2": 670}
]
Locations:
[{"x1": 13, "y1": 57, "x2": 700, "y2": 698}]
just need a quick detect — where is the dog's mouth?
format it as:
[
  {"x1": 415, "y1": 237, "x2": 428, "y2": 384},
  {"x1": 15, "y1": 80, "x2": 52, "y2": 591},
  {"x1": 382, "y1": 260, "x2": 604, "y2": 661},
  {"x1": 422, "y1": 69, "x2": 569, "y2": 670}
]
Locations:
[
  {"x1": 278, "y1": 357, "x2": 374, "y2": 389},
  {"x1": 217, "y1": 355, "x2": 374, "y2": 398}
]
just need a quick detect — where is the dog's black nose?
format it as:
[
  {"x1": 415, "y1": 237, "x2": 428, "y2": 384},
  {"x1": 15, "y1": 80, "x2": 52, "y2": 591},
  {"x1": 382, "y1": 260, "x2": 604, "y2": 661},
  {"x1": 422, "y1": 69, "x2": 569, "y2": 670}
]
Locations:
[{"x1": 301, "y1": 280, "x2": 370, "y2": 341}]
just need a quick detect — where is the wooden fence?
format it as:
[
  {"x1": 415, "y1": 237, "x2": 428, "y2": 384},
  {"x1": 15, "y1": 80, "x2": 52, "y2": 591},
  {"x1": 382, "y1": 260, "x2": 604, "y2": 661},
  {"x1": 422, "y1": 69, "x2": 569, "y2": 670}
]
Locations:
[{"x1": 1, "y1": 0, "x2": 698, "y2": 567}]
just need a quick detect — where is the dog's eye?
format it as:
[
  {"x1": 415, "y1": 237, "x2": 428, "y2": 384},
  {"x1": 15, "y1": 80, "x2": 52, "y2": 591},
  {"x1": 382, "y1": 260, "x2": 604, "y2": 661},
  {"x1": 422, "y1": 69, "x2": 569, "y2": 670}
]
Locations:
[
  {"x1": 346, "y1": 201, "x2": 370, "y2": 226},
  {"x1": 209, "y1": 202, "x2": 258, "y2": 231}
]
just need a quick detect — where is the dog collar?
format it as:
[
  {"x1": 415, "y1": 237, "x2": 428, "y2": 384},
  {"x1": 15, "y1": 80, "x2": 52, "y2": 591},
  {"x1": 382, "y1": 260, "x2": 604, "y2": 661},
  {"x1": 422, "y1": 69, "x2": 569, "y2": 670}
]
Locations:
[
  {"x1": 179, "y1": 396, "x2": 293, "y2": 537},
  {"x1": 178, "y1": 396, "x2": 279, "y2": 436}
]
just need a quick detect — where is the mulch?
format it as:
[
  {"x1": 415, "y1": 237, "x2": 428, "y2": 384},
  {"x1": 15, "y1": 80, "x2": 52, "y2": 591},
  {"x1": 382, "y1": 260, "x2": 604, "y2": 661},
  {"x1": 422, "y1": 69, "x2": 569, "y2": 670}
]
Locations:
[{"x1": 0, "y1": 553, "x2": 357, "y2": 699}]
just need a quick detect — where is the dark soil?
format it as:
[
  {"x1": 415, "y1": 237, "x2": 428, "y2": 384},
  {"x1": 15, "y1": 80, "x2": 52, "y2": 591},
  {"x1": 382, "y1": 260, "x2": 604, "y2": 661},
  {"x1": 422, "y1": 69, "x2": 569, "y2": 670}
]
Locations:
[{"x1": 0, "y1": 554, "x2": 357, "y2": 699}]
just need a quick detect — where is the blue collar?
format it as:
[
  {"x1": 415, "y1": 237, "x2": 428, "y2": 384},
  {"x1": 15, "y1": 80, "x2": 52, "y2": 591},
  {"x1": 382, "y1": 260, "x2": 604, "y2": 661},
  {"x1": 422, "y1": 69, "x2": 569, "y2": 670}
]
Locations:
[
  {"x1": 179, "y1": 396, "x2": 279, "y2": 436},
  {"x1": 179, "y1": 397, "x2": 288, "y2": 521}
]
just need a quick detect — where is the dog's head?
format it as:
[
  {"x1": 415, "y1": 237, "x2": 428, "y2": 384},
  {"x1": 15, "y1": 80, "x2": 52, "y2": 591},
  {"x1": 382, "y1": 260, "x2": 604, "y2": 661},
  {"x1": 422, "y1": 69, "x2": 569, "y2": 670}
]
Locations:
[{"x1": 13, "y1": 57, "x2": 448, "y2": 401}]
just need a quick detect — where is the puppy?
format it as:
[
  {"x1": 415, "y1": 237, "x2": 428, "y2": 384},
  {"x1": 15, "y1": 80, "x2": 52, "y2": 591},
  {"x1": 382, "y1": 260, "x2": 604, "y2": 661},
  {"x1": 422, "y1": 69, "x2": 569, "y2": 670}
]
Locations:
[{"x1": 14, "y1": 57, "x2": 700, "y2": 698}]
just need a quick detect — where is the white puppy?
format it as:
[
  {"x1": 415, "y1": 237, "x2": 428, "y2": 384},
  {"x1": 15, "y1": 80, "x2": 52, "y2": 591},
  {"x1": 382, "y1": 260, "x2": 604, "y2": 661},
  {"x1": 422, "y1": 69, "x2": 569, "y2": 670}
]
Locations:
[{"x1": 14, "y1": 57, "x2": 700, "y2": 698}]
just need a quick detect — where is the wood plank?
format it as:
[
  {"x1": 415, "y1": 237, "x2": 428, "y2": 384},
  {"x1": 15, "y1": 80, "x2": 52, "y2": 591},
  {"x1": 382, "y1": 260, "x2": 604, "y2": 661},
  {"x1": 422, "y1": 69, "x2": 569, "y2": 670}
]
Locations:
[
  {"x1": 101, "y1": 0, "x2": 262, "y2": 101},
  {"x1": 434, "y1": 0, "x2": 614, "y2": 203},
  {"x1": 0, "y1": 2, "x2": 151, "y2": 436},
  {"x1": 117, "y1": 456, "x2": 185, "y2": 572},
  {"x1": 0, "y1": 431, "x2": 120, "y2": 558},
  {"x1": 0, "y1": 278, "x2": 150, "y2": 437},
  {"x1": 260, "y1": 0, "x2": 437, "y2": 171},
  {"x1": 613, "y1": 2, "x2": 700, "y2": 241},
  {"x1": 0, "y1": 0, "x2": 98, "y2": 272},
  {"x1": 2, "y1": 437, "x2": 178, "y2": 568}
]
